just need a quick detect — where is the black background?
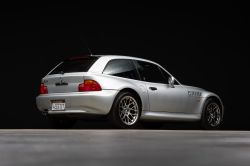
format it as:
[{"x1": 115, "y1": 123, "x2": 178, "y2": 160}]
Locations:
[{"x1": 2, "y1": 1, "x2": 249, "y2": 129}]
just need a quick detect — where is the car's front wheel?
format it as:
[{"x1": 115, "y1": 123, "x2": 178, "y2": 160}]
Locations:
[
  {"x1": 46, "y1": 115, "x2": 77, "y2": 129},
  {"x1": 107, "y1": 92, "x2": 140, "y2": 129},
  {"x1": 199, "y1": 98, "x2": 221, "y2": 130}
]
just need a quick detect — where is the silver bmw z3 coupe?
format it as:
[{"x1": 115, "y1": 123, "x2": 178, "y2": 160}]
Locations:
[{"x1": 36, "y1": 55, "x2": 224, "y2": 130}]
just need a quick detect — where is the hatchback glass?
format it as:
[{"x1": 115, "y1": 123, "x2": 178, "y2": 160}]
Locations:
[{"x1": 49, "y1": 58, "x2": 97, "y2": 75}]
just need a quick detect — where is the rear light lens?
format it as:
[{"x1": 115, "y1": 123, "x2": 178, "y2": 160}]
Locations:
[
  {"x1": 78, "y1": 80, "x2": 102, "y2": 91},
  {"x1": 40, "y1": 83, "x2": 48, "y2": 94}
]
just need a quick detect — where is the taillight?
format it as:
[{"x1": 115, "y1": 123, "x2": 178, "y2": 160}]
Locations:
[
  {"x1": 40, "y1": 83, "x2": 48, "y2": 94},
  {"x1": 78, "y1": 80, "x2": 102, "y2": 91}
]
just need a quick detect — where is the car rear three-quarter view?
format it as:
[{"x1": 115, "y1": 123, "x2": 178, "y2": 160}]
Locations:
[{"x1": 36, "y1": 55, "x2": 224, "y2": 130}]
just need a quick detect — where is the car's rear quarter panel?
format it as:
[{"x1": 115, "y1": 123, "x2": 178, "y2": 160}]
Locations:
[{"x1": 83, "y1": 72, "x2": 150, "y2": 112}]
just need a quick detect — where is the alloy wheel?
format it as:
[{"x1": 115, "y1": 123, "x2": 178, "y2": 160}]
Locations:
[
  {"x1": 119, "y1": 96, "x2": 139, "y2": 125},
  {"x1": 206, "y1": 103, "x2": 221, "y2": 127}
]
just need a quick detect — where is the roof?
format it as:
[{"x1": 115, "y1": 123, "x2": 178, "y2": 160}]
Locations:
[
  {"x1": 91, "y1": 55, "x2": 157, "y2": 65},
  {"x1": 88, "y1": 54, "x2": 169, "y2": 76}
]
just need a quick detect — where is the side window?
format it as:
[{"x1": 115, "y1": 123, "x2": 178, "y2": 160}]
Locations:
[
  {"x1": 134, "y1": 60, "x2": 166, "y2": 84},
  {"x1": 103, "y1": 59, "x2": 140, "y2": 80},
  {"x1": 159, "y1": 68, "x2": 180, "y2": 85}
]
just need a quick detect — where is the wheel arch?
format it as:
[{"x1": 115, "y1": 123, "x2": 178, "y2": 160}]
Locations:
[{"x1": 114, "y1": 88, "x2": 143, "y2": 115}]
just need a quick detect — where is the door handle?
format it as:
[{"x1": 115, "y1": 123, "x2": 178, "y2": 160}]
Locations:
[{"x1": 149, "y1": 87, "x2": 157, "y2": 91}]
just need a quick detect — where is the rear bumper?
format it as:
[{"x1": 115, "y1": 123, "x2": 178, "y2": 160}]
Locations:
[{"x1": 36, "y1": 90, "x2": 119, "y2": 115}]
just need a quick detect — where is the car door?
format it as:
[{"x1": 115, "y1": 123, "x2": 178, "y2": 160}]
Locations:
[{"x1": 134, "y1": 60, "x2": 188, "y2": 113}]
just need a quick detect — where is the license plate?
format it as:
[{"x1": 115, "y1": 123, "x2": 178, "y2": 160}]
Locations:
[{"x1": 52, "y1": 102, "x2": 65, "y2": 111}]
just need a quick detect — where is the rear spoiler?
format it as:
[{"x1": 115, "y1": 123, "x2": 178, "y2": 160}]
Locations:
[{"x1": 64, "y1": 56, "x2": 100, "y2": 61}]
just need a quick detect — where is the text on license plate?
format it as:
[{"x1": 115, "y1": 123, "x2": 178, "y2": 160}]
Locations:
[{"x1": 52, "y1": 103, "x2": 65, "y2": 110}]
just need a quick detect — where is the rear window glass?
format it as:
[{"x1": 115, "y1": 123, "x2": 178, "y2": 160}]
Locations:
[{"x1": 49, "y1": 58, "x2": 97, "y2": 75}]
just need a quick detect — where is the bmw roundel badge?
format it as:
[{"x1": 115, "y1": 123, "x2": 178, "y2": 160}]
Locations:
[{"x1": 60, "y1": 77, "x2": 63, "y2": 84}]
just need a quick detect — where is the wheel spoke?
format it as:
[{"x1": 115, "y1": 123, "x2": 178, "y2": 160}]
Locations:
[
  {"x1": 213, "y1": 119, "x2": 216, "y2": 126},
  {"x1": 207, "y1": 107, "x2": 212, "y2": 113},
  {"x1": 127, "y1": 115, "x2": 132, "y2": 121},
  {"x1": 208, "y1": 117, "x2": 212, "y2": 124},
  {"x1": 213, "y1": 106, "x2": 218, "y2": 111},
  {"x1": 130, "y1": 105, "x2": 136, "y2": 110},
  {"x1": 126, "y1": 116, "x2": 129, "y2": 123},
  {"x1": 206, "y1": 102, "x2": 221, "y2": 127},
  {"x1": 123, "y1": 99, "x2": 126, "y2": 107},
  {"x1": 118, "y1": 96, "x2": 139, "y2": 125},
  {"x1": 126, "y1": 98, "x2": 129, "y2": 105},
  {"x1": 120, "y1": 112, "x2": 124, "y2": 118},
  {"x1": 129, "y1": 98, "x2": 132, "y2": 105}
]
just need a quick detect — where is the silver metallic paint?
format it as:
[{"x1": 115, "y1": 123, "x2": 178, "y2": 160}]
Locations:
[
  {"x1": 140, "y1": 111, "x2": 201, "y2": 121},
  {"x1": 36, "y1": 55, "x2": 224, "y2": 122},
  {"x1": 36, "y1": 90, "x2": 119, "y2": 115},
  {"x1": 143, "y1": 83, "x2": 188, "y2": 113},
  {"x1": 42, "y1": 73, "x2": 85, "y2": 93}
]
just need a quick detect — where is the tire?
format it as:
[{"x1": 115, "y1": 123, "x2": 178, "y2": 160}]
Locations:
[
  {"x1": 107, "y1": 92, "x2": 141, "y2": 129},
  {"x1": 46, "y1": 114, "x2": 77, "y2": 129},
  {"x1": 199, "y1": 98, "x2": 221, "y2": 130},
  {"x1": 141, "y1": 122, "x2": 164, "y2": 129}
]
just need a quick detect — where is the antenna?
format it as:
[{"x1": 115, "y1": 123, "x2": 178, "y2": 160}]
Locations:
[{"x1": 79, "y1": 33, "x2": 93, "y2": 56}]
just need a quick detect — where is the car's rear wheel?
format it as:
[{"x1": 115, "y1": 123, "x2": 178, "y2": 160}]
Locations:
[
  {"x1": 46, "y1": 114, "x2": 77, "y2": 129},
  {"x1": 107, "y1": 92, "x2": 140, "y2": 129},
  {"x1": 141, "y1": 122, "x2": 164, "y2": 129},
  {"x1": 199, "y1": 98, "x2": 221, "y2": 130}
]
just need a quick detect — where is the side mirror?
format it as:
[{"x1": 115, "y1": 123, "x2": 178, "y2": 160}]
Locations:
[{"x1": 168, "y1": 76, "x2": 175, "y2": 88}]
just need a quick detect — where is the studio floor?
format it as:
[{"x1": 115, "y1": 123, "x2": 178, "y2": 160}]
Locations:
[{"x1": 1, "y1": 130, "x2": 250, "y2": 166}]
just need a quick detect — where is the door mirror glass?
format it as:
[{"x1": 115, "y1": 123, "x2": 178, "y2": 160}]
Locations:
[{"x1": 168, "y1": 76, "x2": 175, "y2": 88}]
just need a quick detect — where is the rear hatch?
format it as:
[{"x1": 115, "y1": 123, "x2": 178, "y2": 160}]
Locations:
[{"x1": 42, "y1": 56, "x2": 98, "y2": 93}]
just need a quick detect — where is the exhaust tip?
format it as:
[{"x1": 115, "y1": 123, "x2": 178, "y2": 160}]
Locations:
[{"x1": 42, "y1": 109, "x2": 48, "y2": 115}]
